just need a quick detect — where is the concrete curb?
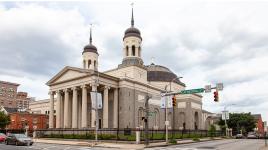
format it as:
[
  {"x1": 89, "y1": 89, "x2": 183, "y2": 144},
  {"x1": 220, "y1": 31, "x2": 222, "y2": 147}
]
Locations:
[
  {"x1": 34, "y1": 138, "x2": 223, "y2": 149},
  {"x1": 145, "y1": 138, "x2": 223, "y2": 148}
]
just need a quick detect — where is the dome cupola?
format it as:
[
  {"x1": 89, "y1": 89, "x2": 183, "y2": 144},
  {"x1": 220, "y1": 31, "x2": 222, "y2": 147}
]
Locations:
[{"x1": 83, "y1": 27, "x2": 98, "y2": 55}]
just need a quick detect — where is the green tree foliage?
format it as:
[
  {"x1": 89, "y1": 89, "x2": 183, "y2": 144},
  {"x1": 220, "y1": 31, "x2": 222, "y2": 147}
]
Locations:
[
  {"x1": 208, "y1": 124, "x2": 216, "y2": 137},
  {"x1": 0, "y1": 111, "x2": 10, "y2": 129},
  {"x1": 218, "y1": 113, "x2": 256, "y2": 134}
]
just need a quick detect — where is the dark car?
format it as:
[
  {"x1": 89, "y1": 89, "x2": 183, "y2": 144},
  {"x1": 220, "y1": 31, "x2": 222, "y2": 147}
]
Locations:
[
  {"x1": 5, "y1": 134, "x2": 33, "y2": 146},
  {"x1": 0, "y1": 133, "x2": 6, "y2": 142}
]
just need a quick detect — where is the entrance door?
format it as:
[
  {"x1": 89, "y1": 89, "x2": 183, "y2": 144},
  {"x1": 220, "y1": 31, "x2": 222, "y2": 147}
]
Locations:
[{"x1": 99, "y1": 119, "x2": 102, "y2": 129}]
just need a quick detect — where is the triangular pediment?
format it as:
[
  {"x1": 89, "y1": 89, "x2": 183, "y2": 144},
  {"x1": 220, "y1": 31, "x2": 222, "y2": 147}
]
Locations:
[{"x1": 47, "y1": 66, "x2": 91, "y2": 85}]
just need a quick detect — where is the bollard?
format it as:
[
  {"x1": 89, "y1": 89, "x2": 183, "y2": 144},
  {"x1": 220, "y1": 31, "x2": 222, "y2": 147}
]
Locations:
[
  {"x1": 136, "y1": 127, "x2": 140, "y2": 144},
  {"x1": 33, "y1": 130, "x2": 36, "y2": 139}
]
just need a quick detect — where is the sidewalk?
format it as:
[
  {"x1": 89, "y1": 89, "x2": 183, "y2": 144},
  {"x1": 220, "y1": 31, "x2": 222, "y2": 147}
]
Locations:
[{"x1": 34, "y1": 137, "x2": 222, "y2": 149}]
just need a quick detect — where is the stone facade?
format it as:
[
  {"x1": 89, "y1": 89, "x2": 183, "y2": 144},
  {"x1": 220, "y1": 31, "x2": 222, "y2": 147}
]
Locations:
[{"x1": 46, "y1": 8, "x2": 208, "y2": 130}]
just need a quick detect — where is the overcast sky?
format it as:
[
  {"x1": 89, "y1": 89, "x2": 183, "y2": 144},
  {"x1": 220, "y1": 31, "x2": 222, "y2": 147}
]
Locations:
[{"x1": 0, "y1": 1, "x2": 268, "y2": 121}]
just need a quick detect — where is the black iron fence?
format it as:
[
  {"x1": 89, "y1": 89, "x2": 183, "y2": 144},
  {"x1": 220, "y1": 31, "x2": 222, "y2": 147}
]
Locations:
[{"x1": 34, "y1": 128, "x2": 223, "y2": 141}]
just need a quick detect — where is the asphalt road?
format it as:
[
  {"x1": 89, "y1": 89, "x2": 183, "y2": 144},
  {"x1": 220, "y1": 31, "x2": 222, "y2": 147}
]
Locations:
[
  {"x1": 0, "y1": 142, "x2": 117, "y2": 150},
  {"x1": 147, "y1": 139, "x2": 266, "y2": 150}
]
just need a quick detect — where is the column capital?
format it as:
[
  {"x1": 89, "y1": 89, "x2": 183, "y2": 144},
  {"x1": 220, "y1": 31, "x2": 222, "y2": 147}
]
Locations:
[
  {"x1": 48, "y1": 91, "x2": 55, "y2": 95},
  {"x1": 71, "y1": 87, "x2": 79, "y2": 91},
  {"x1": 56, "y1": 90, "x2": 63, "y2": 94},
  {"x1": 90, "y1": 83, "x2": 99, "y2": 87},
  {"x1": 104, "y1": 86, "x2": 110, "y2": 90},
  {"x1": 80, "y1": 84, "x2": 88, "y2": 89},
  {"x1": 63, "y1": 88, "x2": 71, "y2": 92}
]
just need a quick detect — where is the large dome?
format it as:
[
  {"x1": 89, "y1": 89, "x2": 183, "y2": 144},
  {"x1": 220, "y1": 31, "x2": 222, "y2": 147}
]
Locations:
[
  {"x1": 146, "y1": 64, "x2": 185, "y2": 86},
  {"x1": 123, "y1": 27, "x2": 142, "y2": 40}
]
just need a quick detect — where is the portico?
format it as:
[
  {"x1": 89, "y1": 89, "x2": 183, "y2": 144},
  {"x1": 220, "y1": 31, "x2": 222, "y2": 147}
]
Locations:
[{"x1": 47, "y1": 67, "x2": 119, "y2": 129}]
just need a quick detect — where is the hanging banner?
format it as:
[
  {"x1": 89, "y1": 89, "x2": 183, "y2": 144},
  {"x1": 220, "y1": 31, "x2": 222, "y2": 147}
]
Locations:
[{"x1": 91, "y1": 92, "x2": 102, "y2": 109}]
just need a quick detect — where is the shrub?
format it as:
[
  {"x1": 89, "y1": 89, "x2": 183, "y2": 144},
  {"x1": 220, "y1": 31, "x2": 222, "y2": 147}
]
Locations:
[
  {"x1": 192, "y1": 137, "x2": 200, "y2": 141},
  {"x1": 169, "y1": 138, "x2": 177, "y2": 144}
]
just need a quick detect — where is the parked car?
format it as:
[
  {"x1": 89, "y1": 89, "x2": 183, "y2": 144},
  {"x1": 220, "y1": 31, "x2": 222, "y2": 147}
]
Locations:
[
  {"x1": 235, "y1": 133, "x2": 243, "y2": 139},
  {"x1": 5, "y1": 134, "x2": 33, "y2": 146},
  {"x1": 247, "y1": 132, "x2": 258, "y2": 139},
  {"x1": 0, "y1": 133, "x2": 6, "y2": 142}
]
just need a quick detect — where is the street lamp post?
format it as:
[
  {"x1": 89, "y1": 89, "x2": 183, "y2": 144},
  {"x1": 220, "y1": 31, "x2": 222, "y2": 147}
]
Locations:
[{"x1": 169, "y1": 77, "x2": 182, "y2": 139}]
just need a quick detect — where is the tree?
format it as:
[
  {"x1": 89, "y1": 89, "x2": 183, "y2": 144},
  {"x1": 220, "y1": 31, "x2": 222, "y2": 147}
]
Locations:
[
  {"x1": 218, "y1": 113, "x2": 256, "y2": 134},
  {"x1": 0, "y1": 111, "x2": 10, "y2": 129}
]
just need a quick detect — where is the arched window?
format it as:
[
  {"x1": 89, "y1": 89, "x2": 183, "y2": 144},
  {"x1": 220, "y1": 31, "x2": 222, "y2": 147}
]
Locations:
[
  {"x1": 132, "y1": 45, "x2": 135, "y2": 56},
  {"x1": 94, "y1": 60, "x2": 96, "y2": 68},
  {"x1": 194, "y1": 112, "x2": 199, "y2": 130},
  {"x1": 138, "y1": 47, "x2": 141, "y2": 57},
  {"x1": 126, "y1": 46, "x2": 129, "y2": 56},
  {"x1": 88, "y1": 60, "x2": 91, "y2": 69}
]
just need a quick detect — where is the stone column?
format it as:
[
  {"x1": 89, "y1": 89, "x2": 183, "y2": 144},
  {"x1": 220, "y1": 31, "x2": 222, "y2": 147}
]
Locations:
[
  {"x1": 72, "y1": 87, "x2": 78, "y2": 128},
  {"x1": 64, "y1": 89, "x2": 70, "y2": 128},
  {"x1": 78, "y1": 94, "x2": 82, "y2": 128},
  {"x1": 103, "y1": 86, "x2": 109, "y2": 128},
  {"x1": 56, "y1": 91, "x2": 61, "y2": 128},
  {"x1": 91, "y1": 84, "x2": 97, "y2": 128},
  {"x1": 113, "y1": 88, "x2": 118, "y2": 128},
  {"x1": 49, "y1": 91, "x2": 54, "y2": 128},
  {"x1": 81, "y1": 85, "x2": 88, "y2": 128},
  {"x1": 60, "y1": 94, "x2": 64, "y2": 128}
]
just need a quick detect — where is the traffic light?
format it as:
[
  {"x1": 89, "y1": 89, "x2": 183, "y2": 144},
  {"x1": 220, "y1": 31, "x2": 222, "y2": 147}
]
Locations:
[
  {"x1": 214, "y1": 90, "x2": 219, "y2": 102},
  {"x1": 172, "y1": 95, "x2": 176, "y2": 107}
]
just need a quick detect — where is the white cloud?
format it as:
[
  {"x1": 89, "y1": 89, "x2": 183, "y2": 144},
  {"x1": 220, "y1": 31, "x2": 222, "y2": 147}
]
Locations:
[{"x1": 0, "y1": 1, "x2": 268, "y2": 121}]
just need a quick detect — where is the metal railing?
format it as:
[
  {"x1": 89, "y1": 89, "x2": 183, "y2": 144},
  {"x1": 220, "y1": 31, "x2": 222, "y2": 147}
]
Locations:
[{"x1": 33, "y1": 128, "x2": 223, "y2": 141}]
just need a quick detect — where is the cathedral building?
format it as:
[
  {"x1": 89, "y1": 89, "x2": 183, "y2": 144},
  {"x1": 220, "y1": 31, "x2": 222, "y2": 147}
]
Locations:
[{"x1": 47, "y1": 8, "x2": 205, "y2": 130}]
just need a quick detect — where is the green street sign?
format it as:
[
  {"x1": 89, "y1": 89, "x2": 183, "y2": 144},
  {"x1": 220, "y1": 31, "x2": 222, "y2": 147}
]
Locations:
[{"x1": 179, "y1": 88, "x2": 204, "y2": 94}]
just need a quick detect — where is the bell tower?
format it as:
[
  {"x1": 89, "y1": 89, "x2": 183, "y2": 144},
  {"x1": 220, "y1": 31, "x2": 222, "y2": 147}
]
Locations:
[
  {"x1": 121, "y1": 4, "x2": 143, "y2": 67},
  {"x1": 82, "y1": 26, "x2": 99, "y2": 71}
]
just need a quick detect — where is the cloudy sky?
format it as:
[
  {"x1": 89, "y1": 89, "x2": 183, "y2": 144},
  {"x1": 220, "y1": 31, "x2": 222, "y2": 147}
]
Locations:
[{"x1": 0, "y1": 1, "x2": 268, "y2": 121}]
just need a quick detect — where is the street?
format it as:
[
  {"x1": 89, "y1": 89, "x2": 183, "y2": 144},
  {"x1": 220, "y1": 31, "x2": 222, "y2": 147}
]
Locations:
[
  {"x1": 0, "y1": 142, "x2": 117, "y2": 150},
  {"x1": 0, "y1": 139, "x2": 266, "y2": 150},
  {"x1": 146, "y1": 139, "x2": 266, "y2": 150}
]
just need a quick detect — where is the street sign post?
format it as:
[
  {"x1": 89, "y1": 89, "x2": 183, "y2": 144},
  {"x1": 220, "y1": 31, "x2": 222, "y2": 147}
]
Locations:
[
  {"x1": 179, "y1": 88, "x2": 204, "y2": 94},
  {"x1": 204, "y1": 85, "x2": 211, "y2": 93},
  {"x1": 160, "y1": 96, "x2": 172, "y2": 109},
  {"x1": 216, "y1": 83, "x2": 224, "y2": 91},
  {"x1": 222, "y1": 111, "x2": 229, "y2": 120}
]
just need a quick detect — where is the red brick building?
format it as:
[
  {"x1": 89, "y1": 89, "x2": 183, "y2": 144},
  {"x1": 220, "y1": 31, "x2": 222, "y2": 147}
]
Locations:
[
  {"x1": 7, "y1": 112, "x2": 53, "y2": 130},
  {"x1": 252, "y1": 114, "x2": 264, "y2": 136}
]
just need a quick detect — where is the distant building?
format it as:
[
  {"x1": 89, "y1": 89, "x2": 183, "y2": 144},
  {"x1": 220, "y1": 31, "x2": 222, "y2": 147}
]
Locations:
[
  {"x1": 7, "y1": 112, "x2": 51, "y2": 130},
  {"x1": 202, "y1": 110, "x2": 221, "y2": 130},
  {"x1": 0, "y1": 81, "x2": 19, "y2": 108},
  {"x1": 0, "y1": 81, "x2": 31, "y2": 109},
  {"x1": 29, "y1": 99, "x2": 56, "y2": 115},
  {"x1": 252, "y1": 114, "x2": 264, "y2": 136}
]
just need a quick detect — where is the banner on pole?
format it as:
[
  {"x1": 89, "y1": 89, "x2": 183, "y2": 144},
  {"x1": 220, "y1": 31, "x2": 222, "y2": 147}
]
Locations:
[
  {"x1": 161, "y1": 96, "x2": 172, "y2": 109},
  {"x1": 90, "y1": 92, "x2": 102, "y2": 109}
]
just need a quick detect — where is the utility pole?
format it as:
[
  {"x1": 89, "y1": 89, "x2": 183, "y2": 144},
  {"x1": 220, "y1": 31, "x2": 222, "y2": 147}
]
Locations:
[
  {"x1": 163, "y1": 86, "x2": 169, "y2": 144},
  {"x1": 144, "y1": 95, "x2": 150, "y2": 146}
]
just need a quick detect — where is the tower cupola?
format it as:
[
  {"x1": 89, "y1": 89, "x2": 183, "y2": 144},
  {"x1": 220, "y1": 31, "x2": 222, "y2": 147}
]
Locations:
[
  {"x1": 121, "y1": 4, "x2": 143, "y2": 67},
  {"x1": 82, "y1": 26, "x2": 99, "y2": 70}
]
